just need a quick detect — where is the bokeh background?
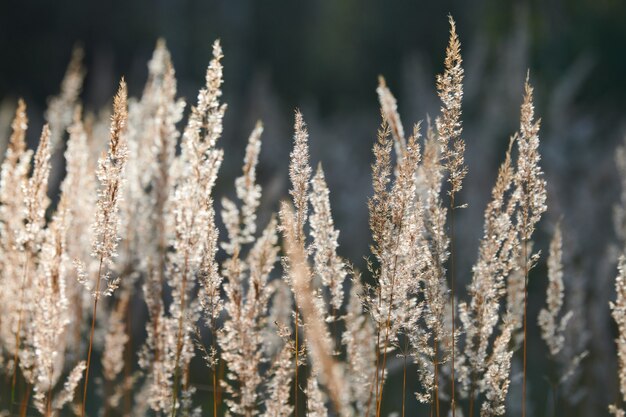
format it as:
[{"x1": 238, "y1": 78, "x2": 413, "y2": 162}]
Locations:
[{"x1": 1, "y1": 1, "x2": 626, "y2": 416}]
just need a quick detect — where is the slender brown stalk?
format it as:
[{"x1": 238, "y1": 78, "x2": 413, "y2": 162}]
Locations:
[
  {"x1": 294, "y1": 307, "x2": 299, "y2": 417},
  {"x1": 19, "y1": 384, "x2": 31, "y2": 417},
  {"x1": 434, "y1": 339, "x2": 440, "y2": 417},
  {"x1": 522, "y1": 237, "x2": 528, "y2": 417},
  {"x1": 213, "y1": 363, "x2": 218, "y2": 417},
  {"x1": 80, "y1": 79, "x2": 128, "y2": 417},
  {"x1": 82, "y1": 259, "x2": 104, "y2": 417},
  {"x1": 374, "y1": 287, "x2": 383, "y2": 412},
  {"x1": 46, "y1": 386, "x2": 53, "y2": 417},
  {"x1": 286, "y1": 111, "x2": 311, "y2": 417},
  {"x1": 218, "y1": 360, "x2": 225, "y2": 409},
  {"x1": 375, "y1": 302, "x2": 395, "y2": 417},
  {"x1": 46, "y1": 359, "x2": 55, "y2": 417},
  {"x1": 280, "y1": 203, "x2": 348, "y2": 415},
  {"x1": 450, "y1": 195, "x2": 457, "y2": 417},
  {"x1": 436, "y1": 16, "x2": 465, "y2": 416}
]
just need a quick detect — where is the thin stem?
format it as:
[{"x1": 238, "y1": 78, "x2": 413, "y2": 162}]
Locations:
[
  {"x1": 468, "y1": 378, "x2": 476, "y2": 417},
  {"x1": 218, "y1": 359, "x2": 225, "y2": 410},
  {"x1": 450, "y1": 195, "x2": 456, "y2": 417},
  {"x1": 46, "y1": 386, "x2": 52, "y2": 417},
  {"x1": 434, "y1": 338, "x2": 440, "y2": 417},
  {"x1": 210, "y1": 313, "x2": 219, "y2": 417},
  {"x1": 82, "y1": 258, "x2": 104, "y2": 417},
  {"x1": 182, "y1": 364, "x2": 191, "y2": 415},
  {"x1": 294, "y1": 306, "x2": 299, "y2": 417},
  {"x1": 212, "y1": 364, "x2": 218, "y2": 417},
  {"x1": 522, "y1": 237, "x2": 528, "y2": 417},
  {"x1": 19, "y1": 383, "x2": 31, "y2": 417},
  {"x1": 46, "y1": 362, "x2": 54, "y2": 417}
]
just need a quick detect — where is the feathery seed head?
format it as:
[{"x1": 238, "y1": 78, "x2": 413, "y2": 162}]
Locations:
[
  {"x1": 289, "y1": 110, "x2": 312, "y2": 246},
  {"x1": 436, "y1": 15, "x2": 466, "y2": 196},
  {"x1": 538, "y1": 224, "x2": 572, "y2": 356},
  {"x1": 377, "y1": 76, "x2": 406, "y2": 157}
]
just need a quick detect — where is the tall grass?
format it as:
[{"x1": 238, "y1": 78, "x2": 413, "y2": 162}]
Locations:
[{"x1": 0, "y1": 17, "x2": 616, "y2": 417}]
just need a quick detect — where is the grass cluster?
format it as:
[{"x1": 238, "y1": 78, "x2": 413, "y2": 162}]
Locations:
[{"x1": 0, "y1": 16, "x2": 620, "y2": 417}]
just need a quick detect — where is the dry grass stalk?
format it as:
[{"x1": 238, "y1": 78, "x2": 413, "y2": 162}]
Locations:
[
  {"x1": 167, "y1": 39, "x2": 225, "y2": 417},
  {"x1": 376, "y1": 77, "x2": 406, "y2": 158},
  {"x1": 309, "y1": 164, "x2": 346, "y2": 320},
  {"x1": 103, "y1": 292, "x2": 130, "y2": 382},
  {"x1": 13, "y1": 124, "x2": 52, "y2": 409},
  {"x1": 414, "y1": 120, "x2": 450, "y2": 417},
  {"x1": 286, "y1": 110, "x2": 312, "y2": 417},
  {"x1": 538, "y1": 224, "x2": 572, "y2": 357},
  {"x1": 219, "y1": 122, "x2": 279, "y2": 417},
  {"x1": 458, "y1": 138, "x2": 518, "y2": 417},
  {"x1": 435, "y1": 16, "x2": 466, "y2": 416},
  {"x1": 0, "y1": 19, "x2": 581, "y2": 417},
  {"x1": 262, "y1": 323, "x2": 295, "y2": 417},
  {"x1": 280, "y1": 203, "x2": 351, "y2": 417},
  {"x1": 0, "y1": 99, "x2": 30, "y2": 272},
  {"x1": 79, "y1": 79, "x2": 129, "y2": 417},
  {"x1": 436, "y1": 15, "x2": 466, "y2": 198},
  {"x1": 133, "y1": 39, "x2": 186, "y2": 415},
  {"x1": 480, "y1": 320, "x2": 514, "y2": 417},
  {"x1": 342, "y1": 277, "x2": 376, "y2": 415},
  {"x1": 366, "y1": 111, "x2": 426, "y2": 416},
  {"x1": 0, "y1": 99, "x2": 30, "y2": 406},
  {"x1": 515, "y1": 74, "x2": 547, "y2": 417}
]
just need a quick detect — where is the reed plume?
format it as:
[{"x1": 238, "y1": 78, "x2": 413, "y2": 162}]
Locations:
[
  {"x1": 219, "y1": 122, "x2": 279, "y2": 417},
  {"x1": 280, "y1": 202, "x2": 351, "y2": 417},
  {"x1": 435, "y1": 16, "x2": 466, "y2": 415},
  {"x1": 458, "y1": 138, "x2": 518, "y2": 417},
  {"x1": 79, "y1": 79, "x2": 129, "y2": 417},
  {"x1": 538, "y1": 224, "x2": 572, "y2": 357},
  {"x1": 285, "y1": 110, "x2": 312, "y2": 417},
  {"x1": 0, "y1": 100, "x2": 31, "y2": 393},
  {"x1": 515, "y1": 74, "x2": 547, "y2": 417},
  {"x1": 167, "y1": 39, "x2": 225, "y2": 416},
  {"x1": 309, "y1": 164, "x2": 347, "y2": 322}
]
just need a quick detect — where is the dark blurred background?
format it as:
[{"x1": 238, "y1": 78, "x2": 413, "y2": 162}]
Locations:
[{"x1": 1, "y1": 1, "x2": 626, "y2": 416}]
